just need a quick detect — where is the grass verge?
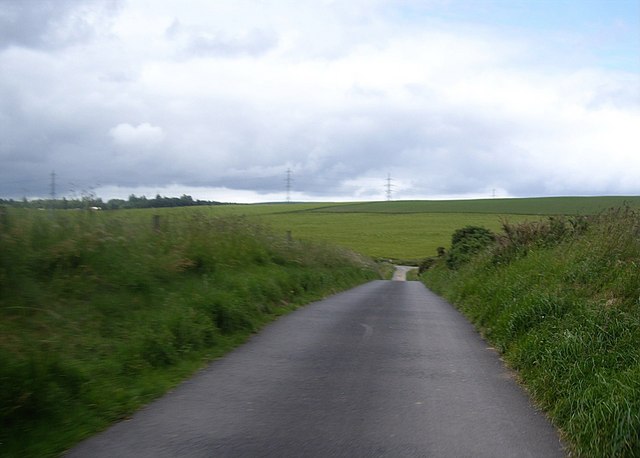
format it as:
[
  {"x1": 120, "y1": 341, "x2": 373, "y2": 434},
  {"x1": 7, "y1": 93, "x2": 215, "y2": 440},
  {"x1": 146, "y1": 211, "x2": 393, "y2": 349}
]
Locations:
[
  {"x1": 0, "y1": 208, "x2": 379, "y2": 457},
  {"x1": 421, "y1": 208, "x2": 640, "y2": 457}
]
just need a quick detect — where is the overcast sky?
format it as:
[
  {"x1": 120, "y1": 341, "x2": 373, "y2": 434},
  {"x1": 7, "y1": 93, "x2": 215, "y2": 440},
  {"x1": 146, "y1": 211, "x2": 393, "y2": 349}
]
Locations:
[{"x1": 1, "y1": 0, "x2": 638, "y2": 202}]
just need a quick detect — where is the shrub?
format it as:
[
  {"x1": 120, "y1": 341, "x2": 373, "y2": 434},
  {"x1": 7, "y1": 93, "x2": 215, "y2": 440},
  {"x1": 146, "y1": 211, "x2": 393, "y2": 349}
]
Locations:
[
  {"x1": 446, "y1": 226, "x2": 495, "y2": 269},
  {"x1": 493, "y1": 215, "x2": 589, "y2": 265}
]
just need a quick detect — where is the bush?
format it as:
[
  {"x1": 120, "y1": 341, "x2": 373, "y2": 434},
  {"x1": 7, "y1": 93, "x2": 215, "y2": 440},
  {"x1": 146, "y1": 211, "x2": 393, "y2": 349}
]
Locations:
[
  {"x1": 445, "y1": 226, "x2": 495, "y2": 269},
  {"x1": 493, "y1": 215, "x2": 589, "y2": 265},
  {"x1": 418, "y1": 257, "x2": 436, "y2": 273}
]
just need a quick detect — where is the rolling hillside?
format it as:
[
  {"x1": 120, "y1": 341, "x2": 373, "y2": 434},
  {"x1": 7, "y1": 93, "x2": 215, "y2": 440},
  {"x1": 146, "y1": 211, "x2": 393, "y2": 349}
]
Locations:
[{"x1": 203, "y1": 197, "x2": 640, "y2": 261}]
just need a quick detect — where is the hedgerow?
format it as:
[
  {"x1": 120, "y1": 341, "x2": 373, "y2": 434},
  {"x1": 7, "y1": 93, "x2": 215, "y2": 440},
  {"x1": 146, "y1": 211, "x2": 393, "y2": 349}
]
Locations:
[{"x1": 422, "y1": 208, "x2": 640, "y2": 457}]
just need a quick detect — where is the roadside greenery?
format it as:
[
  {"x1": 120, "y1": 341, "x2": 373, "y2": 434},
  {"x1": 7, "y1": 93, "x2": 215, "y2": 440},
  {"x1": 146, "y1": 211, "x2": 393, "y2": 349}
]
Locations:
[
  {"x1": 444, "y1": 225, "x2": 496, "y2": 269},
  {"x1": 0, "y1": 208, "x2": 378, "y2": 457},
  {"x1": 421, "y1": 208, "x2": 640, "y2": 457}
]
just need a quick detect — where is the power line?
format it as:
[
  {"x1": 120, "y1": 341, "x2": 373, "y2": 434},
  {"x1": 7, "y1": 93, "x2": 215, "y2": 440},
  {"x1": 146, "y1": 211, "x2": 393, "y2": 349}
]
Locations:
[
  {"x1": 385, "y1": 173, "x2": 394, "y2": 201},
  {"x1": 285, "y1": 168, "x2": 292, "y2": 203},
  {"x1": 50, "y1": 171, "x2": 56, "y2": 200}
]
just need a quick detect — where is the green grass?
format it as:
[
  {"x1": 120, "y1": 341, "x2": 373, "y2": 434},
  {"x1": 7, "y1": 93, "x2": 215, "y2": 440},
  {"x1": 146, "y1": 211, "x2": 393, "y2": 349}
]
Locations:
[
  {"x1": 257, "y1": 212, "x2": 531, "y2": 261},
  {"x1": 421, "y1": 209, "x2": 640, "y2": 457},
  {"x1": 0, "y1": 208, "x2": 378, "y2": 457},
  {"x1": 186, "y1": 203, "x2": 526, "y2": 262},
  {"x1": 184, "y1": 197, "x2": 640, "y2": 262},
  {"x1": 307, "y1": 196, "x2": 640, "y2": 215}
]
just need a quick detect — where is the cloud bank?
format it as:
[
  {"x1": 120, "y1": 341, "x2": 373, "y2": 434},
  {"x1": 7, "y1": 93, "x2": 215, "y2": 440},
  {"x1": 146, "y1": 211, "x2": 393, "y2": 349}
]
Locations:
[
  {"x1": 110, "y1": 123, "x2": 165, "y2": 147},
  {"x1": 0, "y1": 0, "x2": 638, "y2": 202}
]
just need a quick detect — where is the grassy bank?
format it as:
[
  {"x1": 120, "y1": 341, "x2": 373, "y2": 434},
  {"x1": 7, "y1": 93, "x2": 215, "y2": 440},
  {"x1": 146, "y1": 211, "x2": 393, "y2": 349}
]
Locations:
[
  {"x1": 421, "y1": 208, "x2": 640, "y2": 457},
  {"x1": 0, "y1": 208, "x2": 378, "y2": 457}
]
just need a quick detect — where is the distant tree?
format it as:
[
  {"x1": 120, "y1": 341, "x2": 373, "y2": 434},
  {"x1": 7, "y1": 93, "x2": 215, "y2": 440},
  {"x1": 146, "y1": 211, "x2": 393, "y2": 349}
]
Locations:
[
  {"x1": 180, "y1": 194, "x2": 194, "y2": 205},
  {"x1": 0, "y1": 193, "x2": 225, "y2": 210}
]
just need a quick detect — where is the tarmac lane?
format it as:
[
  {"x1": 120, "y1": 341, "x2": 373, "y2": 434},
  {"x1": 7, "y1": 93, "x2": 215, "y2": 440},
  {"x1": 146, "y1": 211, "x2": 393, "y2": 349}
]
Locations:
[{"x1": 66, "y1": 280, "x2": 565, "y2": 457}]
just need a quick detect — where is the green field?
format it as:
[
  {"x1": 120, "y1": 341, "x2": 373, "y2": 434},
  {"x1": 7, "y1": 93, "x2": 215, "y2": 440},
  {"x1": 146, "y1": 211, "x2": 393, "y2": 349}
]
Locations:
[
  {"x1": 307, "y1": 196, "x2": 640, "y2": 215},
  {"x1": 192, "y1": 197, "x2": 640, "y2": 261},
  {"x1": 197, "y1": 205, "x2": 528, "y2": 261},
  {"x1": 258, "y1": 212, "x2": 525, "y2": 261}
]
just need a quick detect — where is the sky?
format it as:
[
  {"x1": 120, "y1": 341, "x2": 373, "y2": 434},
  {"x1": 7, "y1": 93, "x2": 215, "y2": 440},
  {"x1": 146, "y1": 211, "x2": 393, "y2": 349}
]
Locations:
[{"x1": 0, "y1": 0, "x2": 639, "y2": 203}]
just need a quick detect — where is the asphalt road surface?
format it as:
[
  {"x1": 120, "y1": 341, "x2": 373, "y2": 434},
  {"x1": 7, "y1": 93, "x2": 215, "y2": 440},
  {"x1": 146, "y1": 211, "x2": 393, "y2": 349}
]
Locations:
[
  {"x1": 391, "y1": 265, "x2": 417, "y2": 281},
  {"x1": 67, "y1": 280, "x2": 565, "y2": 457}
]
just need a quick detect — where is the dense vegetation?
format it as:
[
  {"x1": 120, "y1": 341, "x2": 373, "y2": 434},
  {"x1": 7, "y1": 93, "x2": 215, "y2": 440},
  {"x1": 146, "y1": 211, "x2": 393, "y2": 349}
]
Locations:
[
  {"x1": 421, "y1": 208, "x2": 640, "y2": 457},
  {"x1": 0, "y1": 208, "x2": 378, "y2": 457}
]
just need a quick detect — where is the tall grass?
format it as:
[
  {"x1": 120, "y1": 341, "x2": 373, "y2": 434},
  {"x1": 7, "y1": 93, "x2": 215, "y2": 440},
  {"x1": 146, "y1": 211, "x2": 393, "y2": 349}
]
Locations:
[
  {"x1": 0, "y1": 208, "x2": 378, "y2": 457},
  {"x1": 422, "y1": 208, "x2": 640, "y2": 457}
]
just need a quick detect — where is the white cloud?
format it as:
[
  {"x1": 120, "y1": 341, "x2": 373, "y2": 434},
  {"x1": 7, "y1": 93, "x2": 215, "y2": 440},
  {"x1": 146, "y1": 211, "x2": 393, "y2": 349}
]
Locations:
[
  {"x1": 0, "y1": 0, "x2": 121, "y2": 50},
  {"x1": 109, "y1": 123, "x2": 166, "y2": 148},
  {"x1": 166, "y1": 19, "x2": 279, "y2": 58},
  {"x1": 0, "y1": 0, "x2": 638, "y2": 201}
]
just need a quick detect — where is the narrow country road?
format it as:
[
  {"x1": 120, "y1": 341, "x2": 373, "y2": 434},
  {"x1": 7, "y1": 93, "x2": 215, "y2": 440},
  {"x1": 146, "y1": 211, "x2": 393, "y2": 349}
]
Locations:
[
  {"x1": 391, "y1": 265, "x2": 417, "y2": 281},
  {"x1": 67, "y1": 280, "x2": 565, "y2": 457}
]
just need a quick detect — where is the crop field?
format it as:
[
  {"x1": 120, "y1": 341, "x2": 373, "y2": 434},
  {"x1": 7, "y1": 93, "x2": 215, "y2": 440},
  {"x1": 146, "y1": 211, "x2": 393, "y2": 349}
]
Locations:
[
  {"x1": 257, "y1": 212, "x2": 526, "y2": 261},
  {"x1": 196, "y1": 205, "x2": 523, "y2": 261},
  {"x1": 192, "y1": 196, "x2": 640, "y2": 261},
  {"x1": 306, "y1": 196, "x2": 640, "y2": 215}
]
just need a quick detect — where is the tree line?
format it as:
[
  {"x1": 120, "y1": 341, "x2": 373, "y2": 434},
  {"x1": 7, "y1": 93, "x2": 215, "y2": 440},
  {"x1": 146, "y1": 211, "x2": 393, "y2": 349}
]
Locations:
[{"x1": 0, "y1": 194, "x2": 226, "y2": 210}]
